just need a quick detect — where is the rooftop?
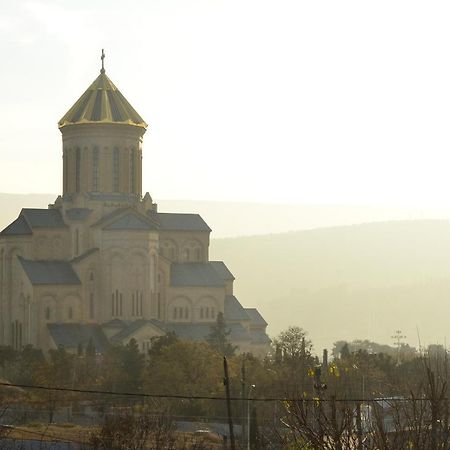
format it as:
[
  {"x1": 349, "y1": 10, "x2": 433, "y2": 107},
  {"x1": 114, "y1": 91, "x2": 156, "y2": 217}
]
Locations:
[{"x1": 58, "y1": 70, "x2": 147, "y2": 129}]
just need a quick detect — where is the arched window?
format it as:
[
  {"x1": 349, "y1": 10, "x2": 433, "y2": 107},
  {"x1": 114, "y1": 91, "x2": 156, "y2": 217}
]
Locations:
[
  {"x1": 113, "y1": 147, "x2": 120, "y2": 191},
  {"x1": 130, "y1": 147, "x2": 136, "y2": 193},
  {"x1": 157, "y1": 293, "x2": 161, "y2": 319},
  {"x1": 92, "y1": 146, "x2": 99, "y2": 191},
  {"x1": 45, "y1": 307, "x2": 50, "y2": 320},
  {"x1": 63, "y1": 150, "x2": 68, "y2": 193},
  {"x1": 89, "y1": 293, "x2": 94, "y2": 319},
  {"x1": 75, "y1": 147, "x2": 81, "y2": 192}
]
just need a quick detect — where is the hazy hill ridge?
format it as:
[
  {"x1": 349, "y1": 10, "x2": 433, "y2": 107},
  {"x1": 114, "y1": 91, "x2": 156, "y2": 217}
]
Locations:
[
  {"x1": 3, "y1": 193, "x2": 450, "y2": 352},
  {"x1": 210, "y1": 220, "x2": 450, "y2": 350},
  {"x1": 2, "y1": 193, "x2": 450, "y2": 238}
]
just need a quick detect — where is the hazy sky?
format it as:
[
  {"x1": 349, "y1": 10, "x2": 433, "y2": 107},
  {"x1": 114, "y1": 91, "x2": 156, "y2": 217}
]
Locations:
[{"x1": 2, "y1": 0, "x2": 450, "y2": 206}]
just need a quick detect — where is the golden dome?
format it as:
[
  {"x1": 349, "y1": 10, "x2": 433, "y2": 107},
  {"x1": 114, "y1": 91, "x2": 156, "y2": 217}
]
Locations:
[{"x1": 58, "y1": 71, "x2": 147, "y2": 129}]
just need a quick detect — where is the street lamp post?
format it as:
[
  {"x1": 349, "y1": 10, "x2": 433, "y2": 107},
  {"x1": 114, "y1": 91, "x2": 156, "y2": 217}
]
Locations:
[{"x1": 247, "y1": 384, "x2": 256, "y2": 450}]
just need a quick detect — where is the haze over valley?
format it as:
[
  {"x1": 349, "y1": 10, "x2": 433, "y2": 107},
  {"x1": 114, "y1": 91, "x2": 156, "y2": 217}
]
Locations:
[{"x1": 3, "y1": 193, "x2": 450, "y2": 353}]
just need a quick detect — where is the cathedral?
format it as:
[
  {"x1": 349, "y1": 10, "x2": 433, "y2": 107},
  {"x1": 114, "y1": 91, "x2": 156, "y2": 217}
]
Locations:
[{"x1": 0, "y1": 57, "x2": 270, "y2": 356}]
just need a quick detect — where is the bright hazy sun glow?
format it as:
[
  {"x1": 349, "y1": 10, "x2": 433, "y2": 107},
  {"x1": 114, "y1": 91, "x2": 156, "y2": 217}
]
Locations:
[{"x1": 1, "y1": 0, "x2": 450, "y2": 208}]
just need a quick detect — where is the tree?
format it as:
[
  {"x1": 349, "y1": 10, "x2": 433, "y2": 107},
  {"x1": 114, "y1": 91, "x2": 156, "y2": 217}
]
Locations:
[
  {"x1": 272, "y1": 326, "x2": 312, "y2": 361},
  {"x1": 144, "y1": 340, "x2": 223, "y2": 416},
  {"x1": 148, "y1": 332, "x2": 178, "y2": 359},
  {"x1": 101, "y1": 339, "x2": 145, "y2": 394},
  {"x1": 207, "y1": 312, "x2": 236, "y2": 357}
]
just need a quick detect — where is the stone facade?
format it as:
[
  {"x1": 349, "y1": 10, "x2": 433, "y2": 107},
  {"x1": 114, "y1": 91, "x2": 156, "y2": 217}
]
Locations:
[{"x1": 0, "y1": 65, "x2": 270, "y2": 356}]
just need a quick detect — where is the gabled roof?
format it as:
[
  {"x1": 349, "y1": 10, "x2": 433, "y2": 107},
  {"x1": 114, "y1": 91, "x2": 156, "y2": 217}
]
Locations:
[
  {"x1": 154, "y1": 212, "x2": 211, "y2": 232},
  {"x1": 48, "y1": 323, "x2": 110, "y2": 353},
  {"x1": 210, "y1": 261, "x2": 235, "y2": 281},
  {"x1": 245, "y1": 308, "x2": 268, "y2": 327},
  {"x1": 102, "y1": 319, "x2": 127, "y2": 329},
  {"x1": 21, "y1": 208, "x2": 66, "y2": 229},
  {"x1": 58, "y1": 71, "x2": 147, "y2": 129},
  {"x1": 70, "y1": 248, "x2": 99, "y2": 264},
  {"x1": 163, "y1": 322, "x2": 251, "y2": 342},
  {"x1": 110, "y1": 319, "x2": 165, "y2": 343},
  {"x1": 250, "y1": 330, "x2": 272, "y2": 344},
  {"x1": 170, "y1": 263, "x2": 225, "y2": 287},
  {"x1": 224, "y1": 295, "x2": 250, "y2": 322},
  {"x1": 65, "y1": 208, "x2": 92, "y2": 221},
  {"x1": 18, "y1": 257, "x2": 81, "y2": 285},
  {"x1": 104, "y1": 213, "x2": 157, "y2": 231},
  {"x1": 93, "y1": 208, "x2": 158, "y2": 230},
  {"x1": 0, "y1": 216, "x2": 32, "y2": 236}
]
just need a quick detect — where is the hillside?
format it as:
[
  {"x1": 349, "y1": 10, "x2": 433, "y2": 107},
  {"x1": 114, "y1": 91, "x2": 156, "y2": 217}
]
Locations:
[
  {"x1": 210, "y1": 221, "x2": 450, "y2": 351},
  {"x1": 2, "y1": 193, "x2": 450, "y2": 238}
]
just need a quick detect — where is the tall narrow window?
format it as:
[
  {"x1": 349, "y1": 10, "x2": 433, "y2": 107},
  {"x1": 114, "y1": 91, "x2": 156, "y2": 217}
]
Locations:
[
  {"x1": 140, "y1": 292, "x2": 143, "y2": 317},
  {"x1": 75, "y1": 147, "x2": 81, "y2": 193},
  {"x1": 132, "y1": 293, "x2": 135, "y2": 316},
  {"x1": 157, "y1": 293, "x2": 161, "y2": 319},
  {"x1": 130, "y1": 148, "x2": 136, "y2": 193},
  {"x1": 45, "y1": 307, "x2": 50, "y2": 320},
  {"x1": 113, "y1": 147, "x2": 120, "y2": 191},
  {"x1": 18, "y1": 322, "x2": 22, "y2": 349},
  {"x1": 75, "y1": 229, "x2": 79, "y2": 256},
  {"x1": 173, "y1": 308, "x2": 177, "y2": 320},
  {"x1": 93, "y1": 146, "x2": 99, "y2": 191},
  {"x1": 89, "y1": 293, "x2": 94, "y2": 319},
  {"x1": 63, "y1": 151, "x2": 68, "y2": 193},
  {"x1": 68, "y1": 307, "x2": 73, "y2": 320}
]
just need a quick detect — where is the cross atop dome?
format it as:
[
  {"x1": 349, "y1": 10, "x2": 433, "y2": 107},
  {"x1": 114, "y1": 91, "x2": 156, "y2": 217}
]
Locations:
[
  {"x1": 101, "y1": 49, "x2": 105, "y2": 74},
  {"x1": 58, "y1": 53, "x2": 147, "y2": 129}
]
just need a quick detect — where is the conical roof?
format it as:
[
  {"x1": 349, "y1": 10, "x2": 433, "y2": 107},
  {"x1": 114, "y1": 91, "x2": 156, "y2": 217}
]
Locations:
[{"x1": 58, "y1": 71, "x2": 147, "y2": 129}]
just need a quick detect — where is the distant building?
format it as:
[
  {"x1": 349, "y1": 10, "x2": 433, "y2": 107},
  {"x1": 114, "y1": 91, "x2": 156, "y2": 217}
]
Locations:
[{"x1": 0, "y1": 57, "x2": 270, "y2": 356}]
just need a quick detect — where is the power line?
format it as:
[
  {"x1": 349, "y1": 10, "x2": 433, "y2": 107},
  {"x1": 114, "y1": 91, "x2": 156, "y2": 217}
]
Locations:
[
  {"x1": 0, "y1": 381, "x2": 441, "y2": 403},
  {"x1": 2, "y1": 424, "x2": 88, "y2": 446}
]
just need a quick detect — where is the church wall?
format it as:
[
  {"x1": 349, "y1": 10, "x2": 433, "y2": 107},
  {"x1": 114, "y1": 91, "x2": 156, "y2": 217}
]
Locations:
[
  {"x1": 33, "y1": 285, "x2": 83, "y2": 350},
  {"x1": 31, "y1": 229, "x2": 70, "y2": 260},
  {"x1": 71, "y1": 252, "x2": 101, "y2": 323},
  {"x1": 61, "y1": 124, "x2": 145, "y2": 196},
  {"x1": 0, "y1": 238, "x2": 32, "y2": 346},
  {"x1": 99, "y1": 229, "x2": 159, "y2": 323},
  {"x1": 166, "y1": 286, "x2": 224, "y2": 323},
  {"x1": 158, "y1": 230, "x2": 210, "y2": 263}
]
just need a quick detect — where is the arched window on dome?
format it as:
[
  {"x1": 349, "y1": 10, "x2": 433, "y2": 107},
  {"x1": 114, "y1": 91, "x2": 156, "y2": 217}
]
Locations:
[
  {"x1": 130, "y1": 147, "x2": 136, "y2": 193},
  {"x1": 92, "y1": 146, "x2": 99, "y2": 191},
  {"x1": 75, "y1": 147, "x2": 81, "y2": 193},
  {"x1": 113, "y1": 147, "x2": 120, "y2": 192}
]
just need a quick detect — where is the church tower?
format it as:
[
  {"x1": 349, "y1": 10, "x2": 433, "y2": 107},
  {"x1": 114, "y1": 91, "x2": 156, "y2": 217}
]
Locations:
[
  {"x1": 58, "y1": 51, "x2": 147, "y2": 198},
  {"x1": 0, "y1": 52, "x2": 270, "y2": 356}
]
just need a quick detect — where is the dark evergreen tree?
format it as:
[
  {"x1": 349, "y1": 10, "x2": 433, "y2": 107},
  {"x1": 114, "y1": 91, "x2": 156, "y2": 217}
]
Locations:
[
  {"x1": 148, "y1": 332, "x2": 178, "y2": 360},
  {"x1": 207, "y1": 312, "x2": 236, "y2": 357}
]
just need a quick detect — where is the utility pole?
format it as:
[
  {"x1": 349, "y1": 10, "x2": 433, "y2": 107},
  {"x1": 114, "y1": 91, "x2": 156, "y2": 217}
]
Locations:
[
  {"x1": 391, "y1": 330, "x2": 406, "y2": 365},
  {"x1": 223, "y1": 356, "x2": 236, "y2": 450},
  {"x1": 241, "y1": 358, "x2": 246, "y2": 446}
]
